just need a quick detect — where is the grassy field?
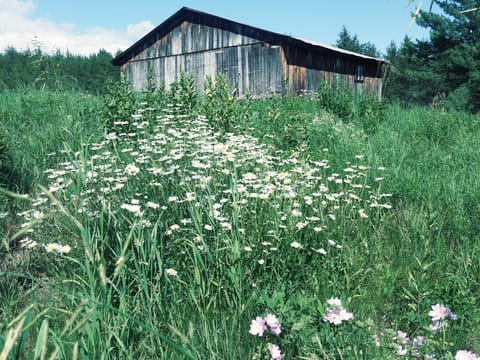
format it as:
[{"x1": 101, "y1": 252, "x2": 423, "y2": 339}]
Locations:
[{"x1": 0, "y1": 83, "x2": 479, "y2": 359}]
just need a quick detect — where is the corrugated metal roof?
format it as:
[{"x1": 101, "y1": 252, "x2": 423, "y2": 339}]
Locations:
[
  {"x1": 296, "y1": 38, "x2": 385, "y2": 62},
  {"x1": 112, "y1": 7, "x2": 389, "y2": 66}
]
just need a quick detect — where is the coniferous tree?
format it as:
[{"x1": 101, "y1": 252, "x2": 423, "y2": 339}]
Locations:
[
  {"x1": 416, "y1": 0, "x2": 480, "y2": 111},
  {"x1": 335, "y1": 26, "x2": 380, "y2": 57}
]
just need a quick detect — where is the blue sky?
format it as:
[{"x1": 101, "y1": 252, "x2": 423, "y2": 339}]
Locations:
[{"x1": 0, "y1": 0, "x2": 431, "y2": 56}]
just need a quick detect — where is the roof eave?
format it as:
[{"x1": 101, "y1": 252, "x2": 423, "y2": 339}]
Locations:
[{"x1": 111, "y1": 7, "x2": 389, "y2": 66}]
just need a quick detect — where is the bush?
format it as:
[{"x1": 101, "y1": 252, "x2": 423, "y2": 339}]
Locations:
[{"x1": 354, "y1": 94, "x2": 387, "y2": 134}]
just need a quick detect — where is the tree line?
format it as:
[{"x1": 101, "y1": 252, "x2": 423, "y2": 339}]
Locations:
[
  {"x1": 337, "y1": 0, "x2": 479, "y2": 113},
  {"x1": 0, "y1": 47, "x2": 119, "y2": 93},
  {"x1": 1, "y1": 0, "x2": 478, "y2": 112}
]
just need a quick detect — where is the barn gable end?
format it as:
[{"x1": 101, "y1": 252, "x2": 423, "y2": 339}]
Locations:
[{"x1": 112, "y1": 7, "x2": 388, "y2": 98}]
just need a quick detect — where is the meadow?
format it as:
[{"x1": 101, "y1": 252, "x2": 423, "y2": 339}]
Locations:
[{"x1": 0, "y1": 78, "x2": 479, "y2": 359}]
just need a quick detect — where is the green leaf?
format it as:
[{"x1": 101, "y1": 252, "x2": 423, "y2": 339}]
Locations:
[{"x1": 34, "y1": 319, "x2": 49, "y2": 360}]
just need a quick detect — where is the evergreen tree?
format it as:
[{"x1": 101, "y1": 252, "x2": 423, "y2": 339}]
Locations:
[
  {"x1": 335, "y1": 26, "x2": 363, "y2": 53},
  {"x1": 416, "y1": 0, "x2": 480, "y2": 111},
  {"x1": 335, "y1": 26, "x2": 380, "y2": 57},
  {"x1": 385, "y1": 41, "x2": 398, "y2": 63}
]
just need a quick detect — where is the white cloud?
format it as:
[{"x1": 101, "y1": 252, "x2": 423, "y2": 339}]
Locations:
[
  {"x1": 0, "y1": 0, "x2": 36, "y2": 15},
  {"x1": 127, "y1": 21, "x2": 155, "y2": 40},
  {"x1": 0, "y1": 0, "x2": 155, "y2": 55}
]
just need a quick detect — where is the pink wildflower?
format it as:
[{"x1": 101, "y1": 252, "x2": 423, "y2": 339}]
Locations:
[
  {"x1": 455, "y1": 350, "x2": 479, "y2": 360},
  {"x1": 323, "y1": 297, "x2": 353, "y2": 325},
  {"x1": 268, "y1": 344, "x2": 284, "y2": 360},
  {"x1": 265, "y1": 313, "x2": 281, "y2": 335},
  {"x1": 249, "y1": 316, "x2": 267, "y2": 336},
  {"x1": 429, "y1": 304, "x2": 456, "y2": 322}
]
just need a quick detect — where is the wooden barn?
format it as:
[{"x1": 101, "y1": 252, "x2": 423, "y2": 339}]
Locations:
[{"x1": 112, "y1": 7, "x2": 388, "y2": 98}]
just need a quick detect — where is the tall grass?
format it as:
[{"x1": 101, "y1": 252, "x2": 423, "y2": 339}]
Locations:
[
  {"x1": 0, "y1": 88, "x2": 104, "y2": 192},
  {"x1": 1, "y1": 82, "x2": 479, "y2": 359}
]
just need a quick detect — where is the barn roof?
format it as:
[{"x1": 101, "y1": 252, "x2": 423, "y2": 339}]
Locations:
[{"x1": 112, "y1": 7, "x2": 388, "y2": 66}]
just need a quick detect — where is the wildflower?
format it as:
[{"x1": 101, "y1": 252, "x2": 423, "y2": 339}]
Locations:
[
  {"x1": 428, "y1": 304, "x2": 456, "y2": 334},
  {"x1": 185, "y1": 192, "x2": 196, "y2": 201},
  {"x1": 312, "y1": 247, "x2": 327, "y2": 255},
  {"x1": 268, "y1": 344, "x2": 284, "y2": 360},
  {"x1": 220, "y1": 222, "x2": 232, "y2": 230},
  {"x1": 290, "y1": 241, "x2": 302, "y2": 249},
  {"x1": 105, "y1": 132, "x2": 117, "y2": 140},
  {"x1": 323, "y1": 297, "x2": 353, "y2": 325},
  {"x1": 125, "y1": 163, "x2": 140, "y2": 176},
  {"x1": 358, "y1": 209, "x2": 368, "y2": 218},
  {"x1": 295, "y1": 221, "x2": 308, "y2": 230},
  {"x1": 291, "y1": 209, "x2": 302, "y2": 217},
  {"x1": 45, "y1": 243, "x2": 60, "y2": 253},
  {"x1": 180, "y1": 218, "x2": 191, "y2": 225},
  {"x1": 140, "y1": 219, "x2": 152, "y2": 228},
  {"x1": 395, "y1": 331, "x2": 409, "y2": 345},
  {"x1": 120, "y1": 203, "x2": 142, "y2": 214},
  {"x1": 428, "y1": 304, "x2": 456, "y2": 322},
  {"x1": 412, "y1": 336, "x2": 426, "y2": 358},
  {"x1": 165, "y1": 268, "x2": 178, "y2": 276},
  {"x1": 20, "y1": 238, "x2": 38, "y2": 249},
  {"x1": 264, "y1": 314, "x2": 281, "y2": 335},
  {"x1": 395, "y1": 347, "x2": 409, "y2": 356},
  {"x1": 146, "y1": 201, "x2": 160, "y2": 209},
  {"x1": 58, "y1": 245, "x2": 72, "y2": 254},
  {"x1": 33, "y1": 211, "x2": 45, "y2": 221},
  {"x1": 169, "y1": 224, "x2": 180, "y2": 231},
  {"x1": 327, "y1": 297, "x2": 343, "y2": 307},
  {"x1": 249, "y1": 316, "x2": 267, "y2": 336},
  {"x1": 323, "y1": 308, "x2": 354, "y2": 325},
  {"x1": 455, "y1": 350, "x2": 479, "y2": 360}
]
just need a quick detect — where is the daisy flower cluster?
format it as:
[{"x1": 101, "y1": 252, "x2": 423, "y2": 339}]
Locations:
[{"x1": 16, "y1": 103, "x2": 391, "y2": 268}]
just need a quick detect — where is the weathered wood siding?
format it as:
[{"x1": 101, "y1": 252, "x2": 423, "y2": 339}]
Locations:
[
  {"x1": 283, "y1": 44, "x2": 383, "y2": 97},
  {"x1": 117, "y1": 10, "x2": 385, "y2": 98},
  {"x1": 121, "y1": 21, "x2": 284, "y2": 97}
]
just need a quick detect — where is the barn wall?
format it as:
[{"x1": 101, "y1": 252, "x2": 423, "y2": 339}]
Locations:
[
  {"x1": 121, "y1": 21, "x2": 284, "y2": 97},
  {"x1": 120, "y1": 20, "x2": 383, "y2": 98},
  {"x1": 283, "y1": 45, "x2": 383, "y2": 96}
]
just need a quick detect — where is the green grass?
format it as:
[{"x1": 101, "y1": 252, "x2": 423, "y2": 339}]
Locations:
[{"x1": 0, "y1": 86, "x2": 479, "y2": 359}]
